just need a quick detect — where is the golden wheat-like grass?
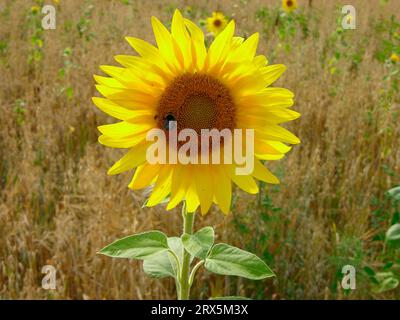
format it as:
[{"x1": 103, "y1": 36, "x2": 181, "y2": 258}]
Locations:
[{"x1": 0, "y1": 0, "x2": 399, "y2": 299}]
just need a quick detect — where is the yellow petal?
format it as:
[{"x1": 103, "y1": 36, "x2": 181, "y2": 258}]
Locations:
[
  {"x1": 194, "y1": 166, "x2": 213, "y2": 215},
  {"x1": 166, "y1": 165, "x2": 189, "y2": 210},
  {"x1": 212, "y1": 166, "x2": 231, "y2": 214},
  {"x1": 129, "y1": 163, "x2": 161, "y2": 190},
  {"x1": 95, "y1": 85, "x2": 156, "y2": 106},
  {"x1": 184, "y1": 18, "x2": 207, "y2": 70},
  {"x1": 230, "y1": 64, "x2": 286, "y2": 94},
  {"x1": 256, "y1": 140, "x2": 292, "y2": 154},
  {"x1": 227, "y1": 165, "x2": 259, "y2": 194},
  {"x1": 258, "y1": 87, "x2": 294, "y2": 98},
  {"x1": 185, "y1": 179, "x2": 200, "y2": 213},
  {"x1": 98, "y1": 132, "x2": 147, "y2": 148},
  {"x1": 229, "y1": 73, "x2": 264, "y2": 95},
  {"x1": 115, "y1": 55, "x2": 172, "y2": 85},
  {"x1": 125, "y1": 36, "x2": 175, "y2": 76},
  {"x1": 99, "y1": 66, "x2": 162, "y2": 94},
  {"x1": 92, "y1": 97, "x2": 151, "y2": 121},
  {"x1": 260, "y1": 64, "x2": 286, "y2": 87},
  {"x1": 253, "y1": 55, "x2": 268, "y2": 68},
  {"x1": 125, "y1": 36, "x2": 160, "y2": 61},
  {"x1": 252, "y1": 159, "x2": 279, "y2": 184},
  {"x1": 219, "y1": 60, "x2": 256, "y2": 81},
  {"x1": 237, "y1": 88, "x2": 294, "y2": 109},
  {"x1": 97, "y1": 121, "x2": 152, "y2": 138},
  {"x1": 228, "y1": 32, "x2": 259, "y2": 63},
  {"x1": 146, "y1": 165, "x2": 173, "y2": 207},
  {"x1": 93, "y1": 75, "x2": 125, "y2": 88},
  {"x1": 114, "y1": 55, "x2": 142, "y2": 68},
  {"x1": 99, "y1": 65, "x2": 137, "y2": 85},
  {"x1": 255, "y1": 153, "x2": 285, "y2": 160},
  {"x1": 171, "y1": 9, "x2": 191, "y2": 70},
  {"x1": 204, "y1": 20, "x2": 235, "y2": 71},
  {"x1": 151, "y1": 16, "x2": 183, "y2": 71},
  {"x1": 255, "y1": 125, "x2": 301, "y2": 144},
  {"x1": 107, "y1": 143, "x2": 150, "y2": 175},
  {"x1": 237, "y1": 109, "x2": 300, "y2": 125}
]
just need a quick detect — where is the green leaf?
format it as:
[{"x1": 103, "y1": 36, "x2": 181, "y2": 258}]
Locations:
[
  {"x1": 210, "y1": 296, "x2": 252, "y2": 300},
  {"x1": 388, "y1": 186, "x2": 400, "y2": 201},
  {"x1": 182, "y1": 227, "x2": 214, "y2": 260},
  {"x1": 167, "y1": 236, "x2": 185, "y2": 269},
  {"x1": 363, "y1": 266, "x2": 376, "y2": 277},
  {"x1": 143, "y1": 237, "x2": 183, "y2": 279},
  {"x1": 99, "y1": 230, "x2": 169, "y2": 260},
  {"x1": 204, "y1": 243, "x2": 275, "y2": 280},
  {"x1": 386, "y1": 224, "x2": 400, "y2": 243},
  {"x1": 373, "y1": 275, "x2": 399, "y2": 293},
  {"x1": 142, "y1": 251, "x2": 175, "y2": 279}
]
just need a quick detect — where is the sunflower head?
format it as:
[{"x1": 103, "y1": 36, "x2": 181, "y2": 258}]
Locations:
[
  {"x1": 282, "y1": 0, "x2": 298, "y2": 13},
  {"x1": 206, "y1": 11, "x2": 228, "y2": 36},
  {"x1": 93, "y1": 9, "x2": 300, "y2": 215},
  {"x1": 31, "y1": 6, "x2": 40, "y2": 15},
  {"x1": 390, "y1": 52, "x2": 400, "y2": 63}
]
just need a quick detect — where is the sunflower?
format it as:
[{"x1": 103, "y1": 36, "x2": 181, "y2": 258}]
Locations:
[
  {"x1": 282, "y1": 0, "x2": 298, "y2": 13},
  {"x1": 206, "y1": 11, "x2": 228, "y2": 35},
  {"x1": 93, "y1": 9, "x2": 300, "y2": 215},
  {"x1": 31, "y1": 6, "x2": 40, "y2": 15},
  {"x1": 390, "y1": 53, "x2": 399, "y2": 63}
]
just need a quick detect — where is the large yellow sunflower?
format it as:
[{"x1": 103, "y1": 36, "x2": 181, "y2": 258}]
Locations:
[{"x1": 93, "y1": 9, "x2": 300, "y2": 215}]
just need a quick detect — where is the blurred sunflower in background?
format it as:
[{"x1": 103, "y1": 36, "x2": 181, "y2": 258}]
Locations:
[
  {"x1": 282, "y1": 0, "x2": 298, "y2": 13},
  {"x1": 390, "y1": 52, "x2": 399, "y2": 63},
  {"x1": 93, "y1": 9, "x2": 300, "y2": 215},
  {"x1": 206, "y1": 11, "x2": 228, "y2": 35},
  {"x1": 30, "y1": 6, "x2": 40, "y2": 15}
]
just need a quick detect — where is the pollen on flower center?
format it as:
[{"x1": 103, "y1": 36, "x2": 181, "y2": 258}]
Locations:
[
  {"x1": 180, "y1": 94, "x2": 216, "y2": 132},
  {"x1": 156, "y1": 73, "x2": 236, "y2": 135}
]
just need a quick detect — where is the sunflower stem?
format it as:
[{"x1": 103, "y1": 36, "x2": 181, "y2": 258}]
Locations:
[{"x1": 178, "y1": 202, "x2": 195, "y2": 300}]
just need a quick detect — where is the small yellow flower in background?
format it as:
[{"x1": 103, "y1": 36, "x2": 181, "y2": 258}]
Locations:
[
  {"x1": 206, "y1": 11, "x2": 228, "y2": 35},
  {"x1": 390, "y1": 52, "x2": 399, "y2": 63},
  {"x1": 282, "y1": 0, "x2": 298, "y2": 13},
  {"x1": 93, "y1": 9, "x2": 300, "y2": 215},
  {"x1": 31, "y1": 6, "x2": 40, "y2": 14},
  {"x1": 346, "y1": 14, "x2": 354, "y2": 25}
]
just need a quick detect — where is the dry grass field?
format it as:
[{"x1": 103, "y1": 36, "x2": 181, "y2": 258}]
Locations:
[{"x1": 0, "y1": 0, "x2": 399, "y2": 299}]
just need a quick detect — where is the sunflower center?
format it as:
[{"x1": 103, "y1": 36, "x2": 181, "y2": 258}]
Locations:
[
  {"x1": 180, "y1": 94, "x2": 216, "y2": 132},
  {"x1": 156, "y1": 73, "x2": 235, "y2": 136},
  {"x1": 213, "y1": 19, "x2": 222, "y2": 27},
  {"x1": 286, "y1": 0, "x2": 293, "y2": 7}
]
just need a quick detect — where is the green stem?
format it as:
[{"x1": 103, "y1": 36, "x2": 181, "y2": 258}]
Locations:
[{"x1": 178, "y1": 203, "x2": 195, "y2": 300}]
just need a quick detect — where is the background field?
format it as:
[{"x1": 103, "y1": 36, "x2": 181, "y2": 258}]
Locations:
[{"x1": 0, "y1": 0, "x2": 399, "y2": 299}]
